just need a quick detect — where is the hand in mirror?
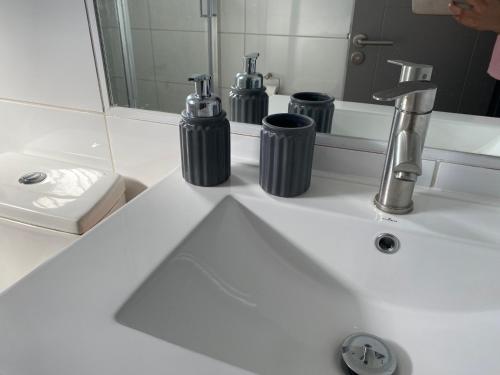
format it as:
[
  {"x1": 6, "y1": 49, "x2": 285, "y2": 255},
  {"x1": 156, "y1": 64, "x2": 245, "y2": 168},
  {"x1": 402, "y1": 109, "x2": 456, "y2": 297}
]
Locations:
[{"x1": 449, "y1": 0, "x2": 500, "y2": 32}]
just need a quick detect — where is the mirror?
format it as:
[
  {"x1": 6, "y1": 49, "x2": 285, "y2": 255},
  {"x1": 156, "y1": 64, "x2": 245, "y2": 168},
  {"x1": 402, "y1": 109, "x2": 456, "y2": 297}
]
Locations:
[{"x1": 94, "y1": 0, "x2": 500, "y2": 157}]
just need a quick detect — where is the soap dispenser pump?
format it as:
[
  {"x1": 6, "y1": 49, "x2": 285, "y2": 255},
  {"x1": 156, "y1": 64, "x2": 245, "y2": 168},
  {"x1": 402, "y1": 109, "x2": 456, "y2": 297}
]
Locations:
[
  {"x1": 179, "y1": 74, "x2": 231, "y2": 186},
  {"x1": 229, "y1": 52, "x2": 269, "y2": 125}
]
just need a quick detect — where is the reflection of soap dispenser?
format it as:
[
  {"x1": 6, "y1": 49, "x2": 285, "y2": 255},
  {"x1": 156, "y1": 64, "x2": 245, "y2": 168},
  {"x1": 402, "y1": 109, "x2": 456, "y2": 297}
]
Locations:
[
  {"x1": 179, "y1": 74, "x2": 231, "y2": 187},
  {"x1": 229, "y1": 52, "x2": 269, "y2": 125}
]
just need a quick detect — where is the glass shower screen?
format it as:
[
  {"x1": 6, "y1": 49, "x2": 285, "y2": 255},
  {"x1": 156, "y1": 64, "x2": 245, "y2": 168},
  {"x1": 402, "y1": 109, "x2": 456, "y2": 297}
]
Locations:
[{"x1": 94, "y1": 0, "x2": 217, "y2": 113}]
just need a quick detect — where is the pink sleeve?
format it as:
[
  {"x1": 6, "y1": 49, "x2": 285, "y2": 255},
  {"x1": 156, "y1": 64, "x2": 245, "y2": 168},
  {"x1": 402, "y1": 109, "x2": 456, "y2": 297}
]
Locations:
[{"x1": 488, "y1": 35, "x2": 500, "y2": 80}]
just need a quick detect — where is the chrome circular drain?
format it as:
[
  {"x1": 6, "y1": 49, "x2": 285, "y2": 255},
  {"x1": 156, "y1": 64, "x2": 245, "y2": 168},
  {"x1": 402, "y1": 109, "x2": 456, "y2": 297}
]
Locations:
[
  {"x1": 18, "y1": 172, "x2": 47, "y2": 185},
  {"x1": 375, "y1": 233, "x2": 400, "y2": 254},
  {"x1": 340, "y1": 333, "x2": 397, "y2": 375}
]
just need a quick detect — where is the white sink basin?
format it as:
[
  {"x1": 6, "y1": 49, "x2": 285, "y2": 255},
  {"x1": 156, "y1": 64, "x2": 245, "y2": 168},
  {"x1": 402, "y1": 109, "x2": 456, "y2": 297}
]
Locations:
[
  {"x1": 2, "y1": 163, "x2": 499, "y2": 375},
  {"x1": 117, "y1": 172, "x2": 500, "y2": 375}
]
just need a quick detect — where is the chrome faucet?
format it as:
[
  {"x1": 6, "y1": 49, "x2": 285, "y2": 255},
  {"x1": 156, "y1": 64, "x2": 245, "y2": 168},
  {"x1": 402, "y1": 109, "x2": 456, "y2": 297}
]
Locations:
[{"x1": 372, "y1": 61, "x2": 437, "y2": 214}]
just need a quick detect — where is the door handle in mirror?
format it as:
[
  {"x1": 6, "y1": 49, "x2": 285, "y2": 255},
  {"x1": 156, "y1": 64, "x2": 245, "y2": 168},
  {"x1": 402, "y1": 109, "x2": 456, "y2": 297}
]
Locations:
[{"x1": 353, "y1": 34, "x2": 394, "y2": 48}]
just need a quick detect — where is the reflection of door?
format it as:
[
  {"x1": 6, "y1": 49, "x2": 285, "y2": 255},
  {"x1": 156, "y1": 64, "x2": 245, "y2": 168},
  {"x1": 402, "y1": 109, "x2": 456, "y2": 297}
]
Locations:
[{"x1": 343, "y1": 0, "x2": 497, "y2": 115}]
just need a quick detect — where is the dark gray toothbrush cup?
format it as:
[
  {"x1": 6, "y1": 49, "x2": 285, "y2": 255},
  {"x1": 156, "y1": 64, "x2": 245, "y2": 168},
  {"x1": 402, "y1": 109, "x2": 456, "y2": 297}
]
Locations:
[{"x1": 260, "y1": 113, "x2": 316, "y2": 197}]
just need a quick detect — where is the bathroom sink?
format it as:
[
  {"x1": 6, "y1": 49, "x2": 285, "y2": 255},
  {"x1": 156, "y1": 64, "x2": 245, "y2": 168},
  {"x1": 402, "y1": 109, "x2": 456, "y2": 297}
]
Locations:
[
  {"x1": 117, "y1": 175, "x2": 500, "y2": 375},
  {"x1": 2, "y1": 163, "x2": 499, "y2": 375}
]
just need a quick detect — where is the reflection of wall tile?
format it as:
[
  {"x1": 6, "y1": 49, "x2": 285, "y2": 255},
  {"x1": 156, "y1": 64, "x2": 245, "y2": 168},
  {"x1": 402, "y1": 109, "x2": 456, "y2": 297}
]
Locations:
[
  {"x1": 245, "y1": 0, "x2": 353, "y2": 37},
  {"x1": 110, "y1": 79, "x2": 160, "y2": 111},
  {"x1": 220, "y1": 33, "x2": 244, "y2": 88},
  {"x1": 0, "y1": 99, "x2": 112, "y2": 170},
  {"x1": 101, "y1": 0, "x2": 352, "y2": 109},
  {"x1": 152, "y1": 30, "x2": 208, "y2": 83},
  {"x1": 157, "y1": 82, "x2": 193, "y2": 114},
  {"x1": 128, "y1": 0, "x2": 150, "y2": 29},
  {"x1": 110, "y1": 77, "x2": 128, "y2": 106},
  {"x1": 132, "y1": 29, "x2": 155, "y2": 80},
  {"x1": 137, "y1": 80, "x2": 159, "y2": 110},
  {"x1": 245, "y1": 34, "x2": 348, "y2": 97},
  {"x1": 149, "y1": 0, "x2": 207, "y2": 31},
  {"x1": 219, "y1": 0, "x2": 245, "y2": 33}
]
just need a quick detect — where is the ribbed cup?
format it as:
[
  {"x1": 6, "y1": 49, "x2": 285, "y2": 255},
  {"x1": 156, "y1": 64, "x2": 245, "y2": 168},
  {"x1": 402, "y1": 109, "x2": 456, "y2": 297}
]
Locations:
[
  {"x1": 179, "y1": 111, "x2": 231, "y2": 187},
  {"x1": 260, "y1": 113, "x2": 316, "y2": 197},
  {"x1": 229, "y1": 88, "x2": 269, "y2": 125},
  {"x1": 288, "y1": 92, "x2": 335, "y2": 133}
]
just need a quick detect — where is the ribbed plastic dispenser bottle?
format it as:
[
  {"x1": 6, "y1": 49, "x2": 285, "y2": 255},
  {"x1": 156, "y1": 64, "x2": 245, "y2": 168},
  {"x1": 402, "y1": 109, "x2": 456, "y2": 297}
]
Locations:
[
  {"x1": 229, "y1": 52, "x2": 269, "y2": 125},
  {"x1": 179, "y1": 74, "x2": 231, "y2": 187}
]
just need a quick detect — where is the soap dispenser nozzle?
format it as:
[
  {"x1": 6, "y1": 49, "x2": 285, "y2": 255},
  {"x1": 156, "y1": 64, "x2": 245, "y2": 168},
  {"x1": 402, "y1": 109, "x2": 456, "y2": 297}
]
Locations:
[
  {"x1": 189, "y1": 74, "x2": 213, "y2": 98},
  {"x1": 233, "y1": 52, "x2": 264, "y2": 90},
  {"x1": 185, "y1": 74, "x2": 222, "y2": 118},
  {"x1": 244, "y1": 52, "x2": 260, "y2": 74}
]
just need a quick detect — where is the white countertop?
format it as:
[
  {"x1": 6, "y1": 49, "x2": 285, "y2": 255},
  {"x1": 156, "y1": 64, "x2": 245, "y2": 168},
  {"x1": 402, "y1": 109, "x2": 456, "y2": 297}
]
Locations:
[
  {"x1": 0, "y1": 217, "x2": 76, "y2": 293},
  {"x1": 1, "y1": 161, "x2": 499, "y2": 374}
]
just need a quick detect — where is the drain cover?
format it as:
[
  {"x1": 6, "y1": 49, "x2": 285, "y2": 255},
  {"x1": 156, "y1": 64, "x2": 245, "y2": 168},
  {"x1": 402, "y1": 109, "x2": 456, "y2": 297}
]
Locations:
[
  {"x1": 340, "y1": 333, "x2": 397, "y2": 375},
  {"x1": 375, "y1": 233, "x2": 400, "y2": 254},
  {"x1": 18, "y1": 172, "x2": 47, "y2": 185}
]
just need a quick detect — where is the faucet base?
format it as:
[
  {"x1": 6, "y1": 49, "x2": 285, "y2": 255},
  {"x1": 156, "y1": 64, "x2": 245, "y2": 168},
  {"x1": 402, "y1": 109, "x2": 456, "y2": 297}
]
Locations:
[{"x1": 374, "y1": 194, "x2": 414, "y2": 215}]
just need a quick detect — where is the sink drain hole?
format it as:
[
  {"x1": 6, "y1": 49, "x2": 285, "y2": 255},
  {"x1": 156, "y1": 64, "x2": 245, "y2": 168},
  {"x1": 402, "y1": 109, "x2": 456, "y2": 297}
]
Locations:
[
  {"x1": 340, "y1": 333, "x2": 397, "y2": 374},
  {"x1": 375, "y1": 233, "x2": 400, "y2": 254},
  {"x1": 18, "y1": 172, "x2": 47, "y2": 185}
]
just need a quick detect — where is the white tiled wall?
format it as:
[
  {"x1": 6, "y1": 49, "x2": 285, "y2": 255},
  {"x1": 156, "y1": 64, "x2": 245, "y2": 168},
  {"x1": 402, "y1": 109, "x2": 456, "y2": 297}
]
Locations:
[
  {"x1": 98, "y1": 0, "x2": 209, "y2": 113},
  {"x1": 107, "y1": 117, "x2": 181, "y2": 188},
  {"x1": 0, "y1": 0, "x2": 103, "y2": 112},
  {"x1": 0, "y1": 99, "x2": 113, "y2": 171},
  {"x1": 243, "y1": 35, "x2": 348, "y2": 95},
  {"x1": 244, "y1": 0, "x2": 353, "y2": 37},
  {"x1": 100, "y1": 0, "x2": 354, "y2": 114},
  {"x1": 219, "y1": 0, "x2": 354, "y2": 101},
  {"x1": 0, "y1": 0, "x2": 114, "y2": 172}
]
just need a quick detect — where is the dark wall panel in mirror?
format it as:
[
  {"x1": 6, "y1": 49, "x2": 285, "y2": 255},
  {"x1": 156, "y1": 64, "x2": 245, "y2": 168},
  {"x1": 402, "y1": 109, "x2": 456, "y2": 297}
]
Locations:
[{"x1": 344, "y1": 0, "x2": 496, "y2": 116}]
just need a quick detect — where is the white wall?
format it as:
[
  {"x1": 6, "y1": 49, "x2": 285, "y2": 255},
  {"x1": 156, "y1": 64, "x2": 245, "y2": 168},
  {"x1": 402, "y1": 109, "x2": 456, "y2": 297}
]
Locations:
[
  {"x1": 0, "y1": 0, "x2": 103, "y2": 112},
  {"x1": 0, "y1": 0, "x2": 113, "y2": 170}
]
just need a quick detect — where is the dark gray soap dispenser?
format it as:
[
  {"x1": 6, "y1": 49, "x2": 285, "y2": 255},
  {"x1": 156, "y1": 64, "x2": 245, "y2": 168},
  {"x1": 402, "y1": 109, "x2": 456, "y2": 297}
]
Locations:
[
  {"x1": 179, "y1": 74, "x2": 231, "y2": 187},
  {"x1": 229, "y1": 52, "x2": 269, "y2": 125}
]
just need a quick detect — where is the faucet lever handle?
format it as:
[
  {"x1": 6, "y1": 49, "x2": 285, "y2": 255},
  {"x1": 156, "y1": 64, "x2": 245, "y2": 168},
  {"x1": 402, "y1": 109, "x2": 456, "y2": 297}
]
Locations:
[
  {"x1": 373, "y1": 81, "x2": 436, "y2": 101},
  {"x1": 388, "y1": 60, "x2": 433, "y2": 82},
  {"x1": 373, "y1": 81, "x2": 437, "y2": 113}
]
